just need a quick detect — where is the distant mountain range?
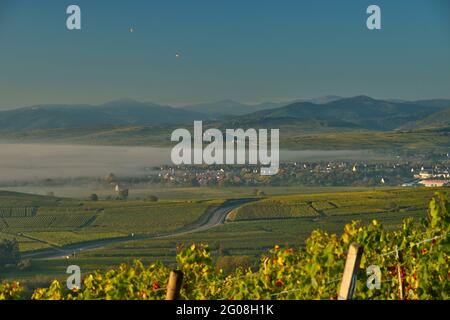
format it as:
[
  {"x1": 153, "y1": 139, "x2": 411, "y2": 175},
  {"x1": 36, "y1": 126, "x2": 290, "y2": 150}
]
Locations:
[
  {"x1": 182, "y1": 100, "x2": 284, "y2": 117},
  {"x1": 400, "y1": 105, "x2": 450, "y2": 130},
  {"x1": 182, "y1": 95, "x2": 343, "y2": 117},
  {"x1": 230, "y1": 96, "x2": 450, "y2": 131},
  {"x1": 0, "y1": 99, "x2": 207, "y2": 131},
  {"x1": 0, "y1": 96, "x2": 449, "y2": 133}
]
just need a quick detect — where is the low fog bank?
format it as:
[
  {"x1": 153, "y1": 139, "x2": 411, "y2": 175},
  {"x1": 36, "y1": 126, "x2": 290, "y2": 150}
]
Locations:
[
  {"x1": 0, "y1": 143, "x2": 379, "y2": 183},
  {"x1": 0, "y1": 143, "x2": 172, "y2": 182}
]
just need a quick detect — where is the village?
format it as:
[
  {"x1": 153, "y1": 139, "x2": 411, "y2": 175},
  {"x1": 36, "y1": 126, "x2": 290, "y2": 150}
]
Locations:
[
  {"x1": 106, "y1": 160, "x2": 450, "y2": 192},
  {"x1": 2, "y1": 160, "x2": 449, "y2": 200}
]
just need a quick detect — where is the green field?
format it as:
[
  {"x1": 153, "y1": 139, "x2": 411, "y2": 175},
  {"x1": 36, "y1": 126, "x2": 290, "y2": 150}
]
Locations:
[
  {"x1": 0, "y1": 191, "x2": 222, "y2": 252},
  {"x1": 1, "y1": 185, "x2": 375, "y2": 200},
  {"x1": 1, "y1": 186, "x2": 446, "y2": 289},
  {"x1": 281, "y1": 128, "x2": 450, "y2": 152},
  {"x1": 69, "y1": 187, "x2": 439, "y2": 264},
  {"x1": 2, "y1": 125, "x2": 450, "y2": 153},
  {"x1": 227, "y1": 188, "x2": 436, "y2": 221}
]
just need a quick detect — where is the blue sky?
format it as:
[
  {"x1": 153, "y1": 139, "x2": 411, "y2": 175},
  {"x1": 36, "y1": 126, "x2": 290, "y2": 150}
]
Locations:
[{"x1": 0, "y1": 0, "x2": 449, "y2": 108}]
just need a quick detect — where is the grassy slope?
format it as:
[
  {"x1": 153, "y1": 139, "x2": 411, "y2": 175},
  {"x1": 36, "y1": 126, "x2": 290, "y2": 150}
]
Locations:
[
  {"x1": 1, "y1": 123, "x2": 450, "y2": 153},
  {"x1": 401, "y1": 106, "x2": 450, "y2": 130},
  {"x1": 281, "y1": 128, "x2": 450, "y2": 151}
]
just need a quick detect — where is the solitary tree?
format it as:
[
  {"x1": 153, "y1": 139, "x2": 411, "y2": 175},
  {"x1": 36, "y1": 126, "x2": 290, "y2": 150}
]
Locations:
[
  {"x1": 147, "y1": 195, "x2": 158, "y2": 202},
  {"x1": 0, "y1": 239, "x2": 20, "y2": 268},
  {"x1": 88, "y1": 194, "x2": 99, "y2": 201}
]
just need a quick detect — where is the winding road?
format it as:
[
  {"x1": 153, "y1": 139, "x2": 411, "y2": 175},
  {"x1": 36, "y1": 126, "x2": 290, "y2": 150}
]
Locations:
[{"x1": 22, "y1": 198, "x2": 254, "y2": 261}]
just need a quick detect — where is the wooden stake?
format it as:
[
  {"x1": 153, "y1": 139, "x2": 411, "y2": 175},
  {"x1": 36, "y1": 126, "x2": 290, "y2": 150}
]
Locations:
[
  {"x1": 166, "y1": 270, "x2": 183, "y2": 300},
  {"x1": 395, "y1": 246, "x2": 404, "y2": 300},
  {"x1": 338, "y1": 243, "x2": 363, "y2": 300}
]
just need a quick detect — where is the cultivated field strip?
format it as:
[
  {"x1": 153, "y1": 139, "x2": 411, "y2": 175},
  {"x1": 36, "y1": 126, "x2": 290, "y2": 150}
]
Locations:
[
  {"x1": 228, "y1": 188, "x2": 437, "y2": 222},
  {"x1": 0, "y1": 207, "x2": 38, "y2": 218},
  {"x1": 0, "y1": 191, "x2": 222, "y2": 252}
]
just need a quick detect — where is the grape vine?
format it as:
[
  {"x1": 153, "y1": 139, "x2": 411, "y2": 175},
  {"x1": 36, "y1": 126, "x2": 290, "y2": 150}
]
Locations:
[{"x1": 1, "y1": 192, "x2": 449, "y2": 300}]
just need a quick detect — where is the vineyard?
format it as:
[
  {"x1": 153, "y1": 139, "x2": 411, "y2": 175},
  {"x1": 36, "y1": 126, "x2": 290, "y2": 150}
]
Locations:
[
  {"x1": 227, "y1": 188, "x2": 435, "y2": 221},
  {"x1": 0, "y1": 207, "x2": 37, "y2": 218},
  {"x1": 0, "y1": 191, "x2": 221, "y2": 252},
  {"x1": 1, "y1": 192, "x2": 448, "y2": 300}
]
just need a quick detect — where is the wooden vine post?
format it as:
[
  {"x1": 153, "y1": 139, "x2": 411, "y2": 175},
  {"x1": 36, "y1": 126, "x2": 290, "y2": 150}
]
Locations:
[
  {"x1": 166, "y1": 270, "x2": 184, "y2": 300},
  {"x1": 395, "y1": 245, "x2": 404, "y2": 300},
  {"x1": 338, "y1": 243, "x2": 363, "y2": 300}
]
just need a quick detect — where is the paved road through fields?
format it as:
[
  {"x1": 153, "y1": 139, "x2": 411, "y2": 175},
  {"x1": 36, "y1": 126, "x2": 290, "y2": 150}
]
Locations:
[{"x1": 22, "y1": 198, "x2": 254, "y2": 260}]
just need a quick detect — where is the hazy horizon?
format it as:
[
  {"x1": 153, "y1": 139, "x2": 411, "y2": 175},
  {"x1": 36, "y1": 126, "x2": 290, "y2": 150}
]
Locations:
[
  {"x1": 1, "y1": 0, "x2": 449, "y2": 109},
  {"x1": 2, "y1": 94, "x2": 450, "y2": 111}
]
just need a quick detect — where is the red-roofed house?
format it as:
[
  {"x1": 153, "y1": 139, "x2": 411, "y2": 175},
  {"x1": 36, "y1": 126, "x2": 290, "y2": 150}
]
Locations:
[{"x1": 418, "y1": 180, "x2": 450, "y2": 187}]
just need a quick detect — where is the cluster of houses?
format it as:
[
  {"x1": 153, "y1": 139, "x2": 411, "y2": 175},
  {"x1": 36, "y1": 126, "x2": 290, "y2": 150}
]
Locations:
[
  {"x1": 403, "y1": 167, "x2": 450, "y2": 187},
  {"x1": 101, "y1": 162, "x2": 450, "y2": 190}
]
